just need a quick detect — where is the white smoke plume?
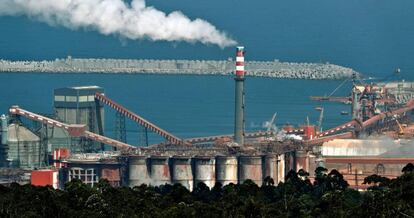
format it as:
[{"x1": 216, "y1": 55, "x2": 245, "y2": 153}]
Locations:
[{"x1": 0, "y1": 0, "x2": 237, "y2": 48}]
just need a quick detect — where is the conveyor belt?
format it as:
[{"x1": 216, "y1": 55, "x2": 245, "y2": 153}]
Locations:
[
  {"x1": 9, "y1": 106, "x2": 136, "y2": 151},
  {"x1": 95, "y1": 93, "x2": 183, "y2": 144}
]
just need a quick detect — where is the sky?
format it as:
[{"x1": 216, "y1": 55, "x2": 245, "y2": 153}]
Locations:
[{"x1": 0, "y1": 0, "x2": 414, "y2": 78}]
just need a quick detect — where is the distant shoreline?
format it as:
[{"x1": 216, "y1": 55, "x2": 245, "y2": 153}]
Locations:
[{"x1": 0, "y1": 57, "x2": 360, "y2": 80}]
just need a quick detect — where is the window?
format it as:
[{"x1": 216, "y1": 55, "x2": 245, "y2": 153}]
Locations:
[
  {"x1": 87, "y1": 95, "x2": 95, "y2": 101},
  {"x1": 65, "y1": 96, "x2": 77, "y2": 102},
  {"x1": 78, "y1": 96, "x2": 88, "y2": 102},
  {"x1": 54, "y1": 95, "x2": 65, "y2": 101},
  {"x1": 69, "y1": 167, "x2": 98, "y2": 187}
]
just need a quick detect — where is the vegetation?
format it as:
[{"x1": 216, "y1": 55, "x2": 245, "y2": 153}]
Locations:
[{"x1": 1, "y1": 164, "x2": 414, "y2": 218}]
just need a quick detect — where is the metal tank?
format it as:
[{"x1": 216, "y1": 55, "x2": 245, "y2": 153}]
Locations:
[
  {"x1": 0, "y1": 115, "x2": 8, "y2": 167},
  {"x1": 128, "y1": 156, "x2": 150, "y2": 187},
  {"x1": 193, "y1": 156, "x2": 216, "y2": 188},
  {"x1": 263, "y1": 155, "x2": 278, "y2": 183},
  {"x1": 7, "y1": 123, "x2": 43, "y2": 168},
  {"x1": 277, "y1": 154, "x2": 285, "y2": 183},
  {"x1": 171, "y1": 156, "x2": 193, "y2": 190},
  {"x1": 1, "y1": 115, "x2": 8, "y2": 145},
  {"x1": 238, "y1": 156, "x2": 263, "y2": 185},
  {"x1": 216, "y1": 156, "x2": 238, "y2": 185},
  {"x1": 295, "y1": 150, "x2": 309, "y2": 173},
  {"x1": 308, "y1": 153, "x2": 317, "y2": 178},
  {"x1": 149, "y1": 156, "x2": 171, "y2": 186},
  {"x1": 284, "y1": 151, "x2": 295, "y2": 173}
]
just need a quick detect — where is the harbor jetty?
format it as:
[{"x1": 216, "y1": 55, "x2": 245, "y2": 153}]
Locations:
[{"x1": 0, "y1": 57, "x2": 360, "y2": 79}]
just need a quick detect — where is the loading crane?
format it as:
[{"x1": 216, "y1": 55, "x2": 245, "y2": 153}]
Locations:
[
  {"x1": 314, "y1": 100, "x2": 414, "y2": 138},
  {"x1": 264, "y1": 112, "x2": 277, "y2": 132},
  {"x1": 315, "y1": 106, "x2": 324, "y2": 132},
  {"x1": 9, "y1": 106, "x2": 136, "y2": 151}
]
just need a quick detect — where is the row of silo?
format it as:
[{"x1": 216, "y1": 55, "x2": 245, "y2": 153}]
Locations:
[{"x1": 128, "y1": 155, "x2": 286, "y2": 190}]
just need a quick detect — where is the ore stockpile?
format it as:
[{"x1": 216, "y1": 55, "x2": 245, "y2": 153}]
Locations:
[{"x1": 0, "y1": 57, "x2": 359, "y2": 80}]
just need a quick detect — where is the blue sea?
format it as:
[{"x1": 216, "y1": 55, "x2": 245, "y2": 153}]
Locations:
[
  {"x1": 0, "y1": 0, "x2": 413, "y2": 144},
  {"x1": 0, "y1": 73, "x2": 353, "y2": 144}
]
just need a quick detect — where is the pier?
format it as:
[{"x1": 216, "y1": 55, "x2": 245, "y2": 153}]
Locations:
[{"x1": 0, "y1": 57, "x2": 359, "y2": 80}]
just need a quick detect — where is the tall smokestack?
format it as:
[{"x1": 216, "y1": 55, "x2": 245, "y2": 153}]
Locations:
[{"x1": 234, "y1": 46, "x2": 245, "y2": 145}]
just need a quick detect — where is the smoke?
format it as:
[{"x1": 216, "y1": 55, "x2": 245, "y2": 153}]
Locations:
[
  {"x1": 284, "y1": 134, "x2": 303, "y2": 141},
  {"x1": 0, "y1": 0, "x2": 237, "y2": 48}
]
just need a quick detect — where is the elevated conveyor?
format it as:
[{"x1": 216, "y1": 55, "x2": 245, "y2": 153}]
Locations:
[
  {"x1": 94, "y1": 93, "x2": 183, "y2": 144},
  {"x1": 9, "y1": 106, "x2": 136, "y2": 151},
  {"x1": 186, "y1": 131, "x2": 284, "y2": 144}
]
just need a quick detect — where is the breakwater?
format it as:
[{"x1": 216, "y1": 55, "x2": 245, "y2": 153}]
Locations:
[{"x1": 0, "y1": 57, "x2": 359, "y2": 79}]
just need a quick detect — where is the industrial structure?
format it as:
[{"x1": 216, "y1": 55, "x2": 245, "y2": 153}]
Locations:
[
  {"x1": 234, "y1": 46, "x2": 245, "y2": 145},
  {"x1": 0, "y1": 46, "x2": 414, "y2": 190},
  {"x1": 53, "y1": 86, "x2": 105, "y2": 152}
]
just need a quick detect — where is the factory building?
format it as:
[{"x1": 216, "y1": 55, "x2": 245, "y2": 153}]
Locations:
[
  {"x1": 321, "y1": 139, "x2": 414, "y2": 189},
  {"x1": 61, "y1": 153, "x2": 127, "y2": 187},
  {"x1": 54, "y1": 86, "x2": 104, "y2": 131},
  {"x1": 53, "y1": 86, "x2": 104, "y2": 152}
]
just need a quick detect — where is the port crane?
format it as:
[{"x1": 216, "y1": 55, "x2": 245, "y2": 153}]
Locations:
[
  {"x1": 263, "y1": 112, "x2": 277, "y2": 132},
  {"x1": 313, "y1": 100, "x2": 414, "y2": 139},
  {"x1": 315, "y1": 106, "x2": 324, "y2": 132}
]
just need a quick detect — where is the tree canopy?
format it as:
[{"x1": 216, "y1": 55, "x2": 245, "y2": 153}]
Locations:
[{"x1": 1, "y1": 164, "x2": 414, "y2": 217}]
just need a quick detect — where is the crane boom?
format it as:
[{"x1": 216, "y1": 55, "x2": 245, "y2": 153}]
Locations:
[
  {"x1": 267, "y1": 112, "x2": 277, "y2": 132},
  {"x1": 317, "y1": 107, "x2": 324, "y2": 132}
]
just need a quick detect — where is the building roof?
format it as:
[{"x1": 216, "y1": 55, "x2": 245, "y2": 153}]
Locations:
[
  {"x1": 71, "y1": 86, "x2": 101, "y2": 90},
  {"x1": 322, "y1": 138, "x2": 401, "y2": 157},
  {"x1": 54, "y1": 86, "x2": 104, "y2": 96},
  {"x1": 7, "y1": 124, "x2": 39, "y2": 142}
]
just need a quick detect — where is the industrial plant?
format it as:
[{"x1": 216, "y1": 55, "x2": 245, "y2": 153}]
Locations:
[{"x1": 1, "y1": 46, "x2": 414, "y2": 190}]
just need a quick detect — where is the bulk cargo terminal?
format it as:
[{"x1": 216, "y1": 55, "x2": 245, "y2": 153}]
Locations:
[{"x1": 1, "y1": 46, "x2": 414, "y2": 190}]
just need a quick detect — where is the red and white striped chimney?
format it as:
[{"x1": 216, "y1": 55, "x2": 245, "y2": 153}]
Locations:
[
  {"x1": 235, "y1": 46, "x2": 245, "y2": 78},
  {"x1": 234, "y1": 46, "x2": 245, "y2": 145}
]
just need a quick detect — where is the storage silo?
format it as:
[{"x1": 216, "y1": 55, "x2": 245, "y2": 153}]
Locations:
[
  {"x1": 7, "y1": 123, "x2": 44, "y2": 168},
  {"x1": 0, "y1": 115, "x2": 8, "y2": 167}
]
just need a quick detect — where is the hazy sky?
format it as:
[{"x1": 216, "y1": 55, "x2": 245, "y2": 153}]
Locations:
[{"x1": 0, "y1": 0, "x2": 413, "y2": 77}]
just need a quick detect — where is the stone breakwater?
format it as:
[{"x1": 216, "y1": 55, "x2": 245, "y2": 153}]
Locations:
[{"x1": 0, "y1": 57, "x2": 360, "y2": 80}]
